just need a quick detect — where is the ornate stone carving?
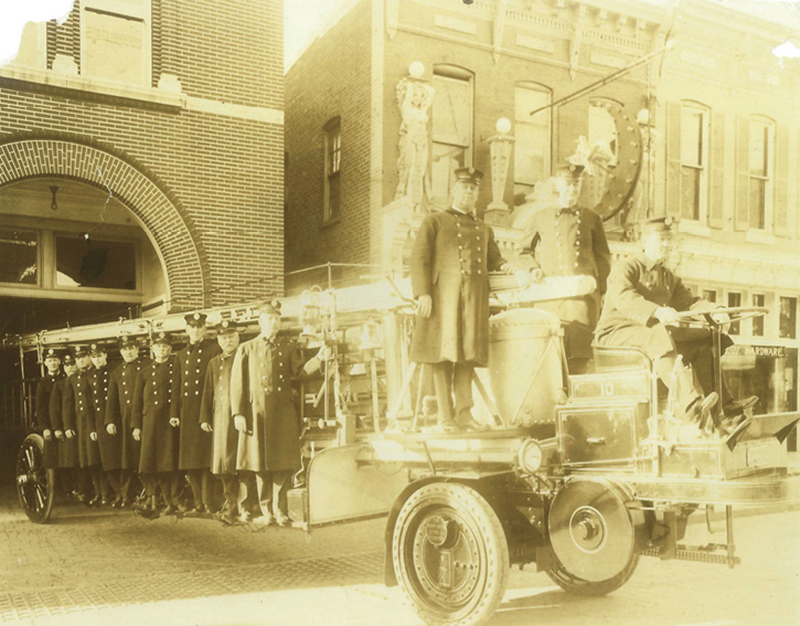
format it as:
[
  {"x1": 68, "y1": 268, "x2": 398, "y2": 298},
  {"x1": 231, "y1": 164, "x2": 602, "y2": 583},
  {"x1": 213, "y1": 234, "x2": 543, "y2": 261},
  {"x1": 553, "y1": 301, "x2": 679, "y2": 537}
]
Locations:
[{"x1": 393, "y1": 77, "x2": 435, "y2": 212}]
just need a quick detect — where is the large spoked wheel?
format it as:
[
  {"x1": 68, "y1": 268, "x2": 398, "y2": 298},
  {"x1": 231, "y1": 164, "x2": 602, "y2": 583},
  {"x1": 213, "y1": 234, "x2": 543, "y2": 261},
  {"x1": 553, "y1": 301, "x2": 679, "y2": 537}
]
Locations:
[
  {"x1": 16, "y1": 434, "x2": 55, "y2": 524},
  {"x1": 392, "y1": 482, "x2": 510, "y2": 626},
  {"x1": 546, "y1": 478, "x2": 642, "y2": 597}
]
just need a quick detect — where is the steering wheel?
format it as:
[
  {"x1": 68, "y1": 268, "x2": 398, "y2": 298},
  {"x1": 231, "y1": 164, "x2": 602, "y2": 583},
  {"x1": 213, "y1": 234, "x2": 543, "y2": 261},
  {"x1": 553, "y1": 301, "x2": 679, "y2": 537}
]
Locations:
[{"x1": 673, "y1": 306, "x2": 768, "y2": 328}]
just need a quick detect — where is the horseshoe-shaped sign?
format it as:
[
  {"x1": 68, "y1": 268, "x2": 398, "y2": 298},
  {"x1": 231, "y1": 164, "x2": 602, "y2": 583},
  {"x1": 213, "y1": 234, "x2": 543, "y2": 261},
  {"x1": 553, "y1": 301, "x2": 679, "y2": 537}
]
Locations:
[{"x1": 590, "y1": 99, "x2": 643, "y2": 221}]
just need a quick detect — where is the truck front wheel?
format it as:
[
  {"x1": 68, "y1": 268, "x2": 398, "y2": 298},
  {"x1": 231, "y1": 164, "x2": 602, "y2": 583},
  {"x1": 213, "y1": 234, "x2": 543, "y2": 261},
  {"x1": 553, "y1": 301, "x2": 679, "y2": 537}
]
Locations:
[{"x1": 392, "y1": 482, "x2": 510, "y2": 626}]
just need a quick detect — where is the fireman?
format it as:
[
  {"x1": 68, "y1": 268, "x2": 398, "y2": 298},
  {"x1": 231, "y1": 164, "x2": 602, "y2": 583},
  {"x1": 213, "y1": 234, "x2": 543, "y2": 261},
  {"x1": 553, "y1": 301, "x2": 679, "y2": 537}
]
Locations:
[{"x1": 35, "y1": 347, "x2": 63, "y2": 471}]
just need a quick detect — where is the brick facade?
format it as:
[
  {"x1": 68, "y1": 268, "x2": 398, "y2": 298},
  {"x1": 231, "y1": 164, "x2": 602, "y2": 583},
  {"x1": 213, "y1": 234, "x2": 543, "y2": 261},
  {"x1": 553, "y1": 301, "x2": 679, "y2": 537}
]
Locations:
[
  {"x1": 284, "y1": 0, "x2": 373, "y2": 276},
  {"x1": 1, "y1": 0, "x2": 285, "y2": 311}
]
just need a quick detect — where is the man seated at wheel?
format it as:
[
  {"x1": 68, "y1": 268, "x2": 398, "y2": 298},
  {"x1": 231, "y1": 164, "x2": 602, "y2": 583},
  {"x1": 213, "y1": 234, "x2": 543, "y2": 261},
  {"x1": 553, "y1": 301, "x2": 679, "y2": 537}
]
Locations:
[{"x1": 594, "y1": 216, "x2": 756, "y2": 433}]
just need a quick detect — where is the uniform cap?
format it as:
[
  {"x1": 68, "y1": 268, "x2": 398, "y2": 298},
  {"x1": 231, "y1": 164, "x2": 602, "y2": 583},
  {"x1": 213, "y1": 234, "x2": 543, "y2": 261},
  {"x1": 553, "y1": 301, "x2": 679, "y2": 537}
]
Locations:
[
  {"x1": 555, "y1": 163, "x2": 585, "y2": 180},
  {"x1": 640, "y1": 216, "x2": 676, "y2": 236},
  {"x1": 184, "y1": 312, "x2": 208, "y2": 327},
  {"x1": 118, "y1": 333, "x2": 138, "y2": 348},
  {"x1": 257, "y1": 299, "x2": 282, "y2": 316},
  {"x1": 72, "y1": 345, "x2": 90, "y2": 358},
  {"x1": 453, "y1": 167, "x2": 483, "y2": 185},
  {"x1": 43, "y1": 348, "x2": 62, "y2": 360},
  {"x1": 216, "y1": 319, "x2": 240, "y2": 335},
  {"x1": 151, "y1": 331, "x2": 172, "y2": 346},
  {"x1": 90, "y1": 343, "x2": 107, "y2": 356},
  {"x1": 62, "y1": 354, "x2": 76, "y2": 366}
]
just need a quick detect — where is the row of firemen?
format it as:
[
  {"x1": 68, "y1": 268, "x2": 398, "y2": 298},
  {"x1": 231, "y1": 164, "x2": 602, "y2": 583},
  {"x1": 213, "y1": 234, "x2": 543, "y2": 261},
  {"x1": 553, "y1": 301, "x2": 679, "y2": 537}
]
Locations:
[{"x1": 33, "y1": 299, "x2": 324, "y2": 526}]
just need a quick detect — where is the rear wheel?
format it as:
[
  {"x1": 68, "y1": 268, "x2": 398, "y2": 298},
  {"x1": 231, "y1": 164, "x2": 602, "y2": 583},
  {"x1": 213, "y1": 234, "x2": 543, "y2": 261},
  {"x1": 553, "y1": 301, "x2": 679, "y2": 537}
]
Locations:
[
  {"x1": 16, "y1": 434, "x2": 55, "y2": 524},
  {"x1": 392, "y1": 482, "x2": 509, "y2": 626}
]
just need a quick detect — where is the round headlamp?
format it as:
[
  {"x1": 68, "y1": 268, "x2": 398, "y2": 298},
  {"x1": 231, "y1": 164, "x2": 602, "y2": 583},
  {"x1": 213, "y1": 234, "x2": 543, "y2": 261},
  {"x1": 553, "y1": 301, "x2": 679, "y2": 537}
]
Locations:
[{"x1": 518, "y1": 439, "x2": 544, "y2": 474}]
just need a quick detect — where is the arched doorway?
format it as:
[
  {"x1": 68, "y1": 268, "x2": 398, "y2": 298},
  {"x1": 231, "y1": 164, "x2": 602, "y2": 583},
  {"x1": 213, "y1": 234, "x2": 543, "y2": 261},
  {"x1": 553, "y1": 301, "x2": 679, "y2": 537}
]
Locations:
[{"x1": 0, "y1": 136, "x2": 209, "y2": 319}]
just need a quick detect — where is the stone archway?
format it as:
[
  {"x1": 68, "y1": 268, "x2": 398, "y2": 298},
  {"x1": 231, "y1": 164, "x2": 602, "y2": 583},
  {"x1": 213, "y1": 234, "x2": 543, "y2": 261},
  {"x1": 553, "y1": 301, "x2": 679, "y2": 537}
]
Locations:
[{"x1": 0, "y1": 135, "x2": 209, "y2": 310}]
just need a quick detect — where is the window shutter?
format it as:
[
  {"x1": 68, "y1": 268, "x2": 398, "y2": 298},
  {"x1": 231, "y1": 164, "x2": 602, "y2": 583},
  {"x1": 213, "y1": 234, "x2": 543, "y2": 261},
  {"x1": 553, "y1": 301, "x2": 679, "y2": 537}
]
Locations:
[
  {"x1": 774, "y1": 125, "x2": 789, "y2": 237},
  {"x1": 734, "y1": 116, "x2": 750, "y2": 232},
  {"x1": 665, "y1": 102, "x2": 681, "y2": 218},
  {"x1": 709, "y1": 112, "x2": 725, "y2": 229}
]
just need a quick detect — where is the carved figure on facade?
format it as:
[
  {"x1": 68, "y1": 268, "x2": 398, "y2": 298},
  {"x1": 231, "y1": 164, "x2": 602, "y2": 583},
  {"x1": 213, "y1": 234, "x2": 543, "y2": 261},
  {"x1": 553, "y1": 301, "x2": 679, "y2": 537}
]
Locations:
[{"x1": 394, "y1": 78, "x2": 435, "y2": 211}]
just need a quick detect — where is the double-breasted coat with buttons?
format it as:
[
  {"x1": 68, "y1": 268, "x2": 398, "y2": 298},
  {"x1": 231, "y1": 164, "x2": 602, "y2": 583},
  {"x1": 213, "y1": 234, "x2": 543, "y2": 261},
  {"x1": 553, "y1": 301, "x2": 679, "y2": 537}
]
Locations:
[
  {"x1": 87, "y1": 364, "x2": 121, "y2": 472},
  {"x1": 132, "y1": 358, "x2": 179, "y2": 474},
  {"x1": 64, "y1": 368, "x2": 101, "y2": 468},
  {"x1": 35, "y1": 372, "x2": 62, "y2": 469},
  {"x1": 105, "y1": 357, "x2": 147, "y2": 471},
  {"x1": 173, "y1": 340, "x2": 221, "y2": 470},
  {"x1": 230, "y1": 337, "x2": 306, "y2": 473},
  {"x1": 523, "y1": 205, "x2": 611, "y2": 327},
  {"x1": 51, "y1": 378, "x2": 78, "y2": 468},
  {"x1": 409, "y1": 208, "x2": 507, "y2": 366},
  {"x1": 200, "y1": 352, "x2": 237, "y2": 475}
]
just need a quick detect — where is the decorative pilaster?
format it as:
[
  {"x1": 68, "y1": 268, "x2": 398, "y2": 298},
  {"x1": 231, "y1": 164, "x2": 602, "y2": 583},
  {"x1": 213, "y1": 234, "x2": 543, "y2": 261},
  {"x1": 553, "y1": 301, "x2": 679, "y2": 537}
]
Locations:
[{"x1": 485, "y1": 118, "x2": 515, "y2": 226}]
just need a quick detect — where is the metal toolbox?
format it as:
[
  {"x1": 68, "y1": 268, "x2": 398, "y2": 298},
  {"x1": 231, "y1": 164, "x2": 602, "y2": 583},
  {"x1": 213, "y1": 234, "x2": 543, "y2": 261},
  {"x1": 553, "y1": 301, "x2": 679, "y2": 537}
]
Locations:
[{"x1": 557, "y1": 401, "x2": 650, "y2": 468}]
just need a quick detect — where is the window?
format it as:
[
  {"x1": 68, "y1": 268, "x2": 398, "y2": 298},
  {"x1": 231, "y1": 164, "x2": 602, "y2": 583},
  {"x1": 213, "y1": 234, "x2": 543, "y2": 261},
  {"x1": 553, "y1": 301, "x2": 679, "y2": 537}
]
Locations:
[
  {"x1": 748, "y1": 119, "x2": 774, "y2": 230},
  {"x1": 0, "y1": 229, "x2": 38, "y2": 285},
  {"x1": 323, "y1": 118, "x2": 341, "y2": 222},
  {"x1": 55, "y1": 235, "x2": 137, "y2": 290},
  {"x1": 431, "y1": 67, "x2": 473, "y2": 204},
  {"x1": 702, "y1": 289, "x2": 717, "y2": 303},
  {"x1": 728, "y1": 292, "x2": 742, "y2": 335},
  {"x1": 514, "y1": 84, "x2": 551, "y2": 198},
  {"x1": 680, "y1": 105, "x2": 709, "y2": 221},
  {"x1": 752, "y1": 293, "x2": 765, "y2": 337},
  {"x1": 780, "y1": 296, "x2": 796, "y2": 339}
]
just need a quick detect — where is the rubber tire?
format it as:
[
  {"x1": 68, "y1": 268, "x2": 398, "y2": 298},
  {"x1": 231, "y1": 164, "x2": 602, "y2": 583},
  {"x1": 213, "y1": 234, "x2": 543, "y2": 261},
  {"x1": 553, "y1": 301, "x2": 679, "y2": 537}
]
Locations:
[
  {"x1": 392, "y1": 482, "x2": 510, "y2": 626},
  {"x1": 546, "y1": 552, "x2": 639, "y2": 597},
  {"x1": 16, "y1": 434, "x2": 55, "y2": 524}
]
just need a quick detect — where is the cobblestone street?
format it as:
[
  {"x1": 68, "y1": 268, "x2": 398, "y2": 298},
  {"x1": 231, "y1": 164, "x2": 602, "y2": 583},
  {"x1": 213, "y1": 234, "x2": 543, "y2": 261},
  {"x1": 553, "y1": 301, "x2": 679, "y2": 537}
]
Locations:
[{"x1": 1, "y1": 485, "x2": 798, "y2": 626}]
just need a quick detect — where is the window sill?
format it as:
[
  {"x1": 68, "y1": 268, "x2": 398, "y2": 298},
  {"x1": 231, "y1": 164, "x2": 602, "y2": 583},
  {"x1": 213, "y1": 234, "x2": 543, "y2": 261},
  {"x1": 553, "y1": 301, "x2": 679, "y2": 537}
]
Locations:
[
  {"x1": 677, "y1": 220, "x2": 711, "y2": 237},
  {"x1": 321, "y1": 217, "x2": 341, "y2": 229},
  {"x1": 0, "y1": 64, "x2": 184, "y2": 110},
  {"x1": 745, "y1": 229, "x2": 776, "y2": 245}
]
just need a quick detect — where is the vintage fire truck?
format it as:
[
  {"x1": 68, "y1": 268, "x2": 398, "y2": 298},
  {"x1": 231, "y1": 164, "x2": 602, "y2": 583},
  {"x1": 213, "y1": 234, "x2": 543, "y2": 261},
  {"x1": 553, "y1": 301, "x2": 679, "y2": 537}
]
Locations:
[{"x1": 12, "y1": 272, "x2": 800, "y2": 626}]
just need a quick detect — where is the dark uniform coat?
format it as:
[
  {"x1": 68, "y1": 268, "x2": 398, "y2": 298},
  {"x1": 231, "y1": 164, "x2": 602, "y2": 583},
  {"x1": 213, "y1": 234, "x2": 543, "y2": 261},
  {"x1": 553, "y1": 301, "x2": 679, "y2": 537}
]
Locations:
[
  {"x1": 105, "y1": 357, "x2": 147, "y2": 471},
  {"x1": 231, "y1": 337, "x2": 306, "y2": 473},
  {"x1": 200, "y1": 352, "x2": 237, "y2": 475},
  {"x1": 35, "y1": 372, "x2": 62, "y2": 469},
  {"x1": 409, "y1": 208, "x2": 507, "y2": 366},
  {"x1": 595, "y1": 254, "x2": 708, "y2": 358},
  {"x1": 173, "y1": 340, "x2": 220, "y2": 470},
  {"x1": 132, "y1": 358, "x2": 178, "y2": 474},
  {"x1": 51, "y1": 378, "x2": 78, "y2": 468},
  {"x1": 64, "y1": 368, "x2": 101, "y2": 468},
  {"x1": 87, "y1": 365, "x2": 121, "y2": 472},
  {"x1": 524, "y1": 205, "x2": 611, "y2": 327}
]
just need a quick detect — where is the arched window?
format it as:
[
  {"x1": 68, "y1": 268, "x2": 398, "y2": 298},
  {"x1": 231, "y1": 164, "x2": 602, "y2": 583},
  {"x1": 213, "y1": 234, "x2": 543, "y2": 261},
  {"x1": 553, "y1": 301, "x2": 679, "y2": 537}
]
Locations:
[
  {"x1": 514, "y1": 82, "x2": 552, "y2": 198},
  {"x1": 430, "y1": 65, "x2": 474, "y2": 205},
  {"x1": 323, "y1": 117, "x2": 341, "y2": 222}
]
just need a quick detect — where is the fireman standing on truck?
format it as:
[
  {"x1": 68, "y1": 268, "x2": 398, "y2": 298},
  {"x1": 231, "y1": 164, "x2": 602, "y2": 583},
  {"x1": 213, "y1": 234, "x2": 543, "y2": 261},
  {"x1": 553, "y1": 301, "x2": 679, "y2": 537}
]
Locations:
[
  {"x1": 521, "y1": 164, "x2": 611, "y2": 373},
  {"x1": 409, "y1": 167, "x2": 528, "y2": 432},
  {"x1": 105, "y1": 333, "x2": 147, "y2": 507}
]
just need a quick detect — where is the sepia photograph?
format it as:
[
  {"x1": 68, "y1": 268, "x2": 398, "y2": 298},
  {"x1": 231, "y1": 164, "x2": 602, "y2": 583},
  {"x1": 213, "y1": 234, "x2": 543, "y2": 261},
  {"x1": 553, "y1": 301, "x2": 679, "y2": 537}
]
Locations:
[{"x1": 0, "y1": 0, "x2": 798, "y2": 624}]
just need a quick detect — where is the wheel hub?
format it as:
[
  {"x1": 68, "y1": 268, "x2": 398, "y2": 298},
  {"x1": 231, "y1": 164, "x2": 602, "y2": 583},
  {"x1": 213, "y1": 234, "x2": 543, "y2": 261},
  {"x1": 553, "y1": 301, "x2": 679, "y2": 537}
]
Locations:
[{"x1": 549, "y1": 479, "x2": 640, "y2": 582}]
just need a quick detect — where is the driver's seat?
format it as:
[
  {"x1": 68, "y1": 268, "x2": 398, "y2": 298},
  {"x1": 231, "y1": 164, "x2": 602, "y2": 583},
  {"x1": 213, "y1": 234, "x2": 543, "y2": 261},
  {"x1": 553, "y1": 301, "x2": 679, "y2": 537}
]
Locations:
[{"x1": 592, "y1": 345, "x2": 652, "y2": 373}]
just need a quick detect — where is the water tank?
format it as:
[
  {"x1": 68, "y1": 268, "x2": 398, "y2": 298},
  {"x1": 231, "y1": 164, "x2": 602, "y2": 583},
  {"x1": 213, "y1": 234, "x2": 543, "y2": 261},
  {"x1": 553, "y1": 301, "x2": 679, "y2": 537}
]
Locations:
[{"x1": 488, "y1": 308, "x2": 565, "y2": 427}]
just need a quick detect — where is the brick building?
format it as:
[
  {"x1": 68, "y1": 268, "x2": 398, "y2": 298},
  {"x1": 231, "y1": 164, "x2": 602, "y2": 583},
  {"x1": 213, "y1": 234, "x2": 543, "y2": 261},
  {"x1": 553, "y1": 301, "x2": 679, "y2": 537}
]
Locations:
[
  {"x1": 0, "y1": 0, "x2": 284, "y2": 336},
  {"x1": 285, "y1": 0, "x2": 800, "y2": 444}
]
